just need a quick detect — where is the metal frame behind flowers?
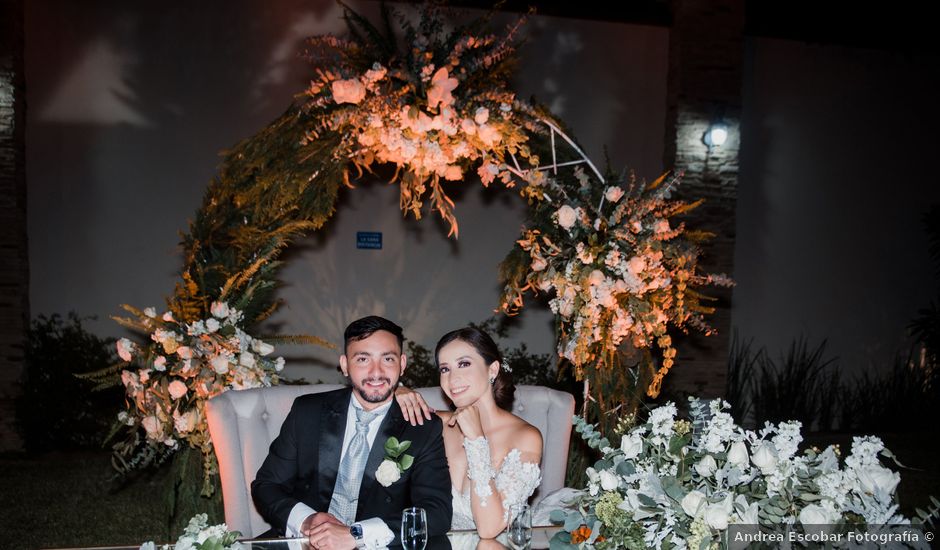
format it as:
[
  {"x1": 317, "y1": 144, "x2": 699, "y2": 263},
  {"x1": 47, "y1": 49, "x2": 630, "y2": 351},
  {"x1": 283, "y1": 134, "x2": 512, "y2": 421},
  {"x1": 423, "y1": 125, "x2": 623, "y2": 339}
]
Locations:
[{"x1": 83, "y1": 3, "x2": 731, "y2": 491}]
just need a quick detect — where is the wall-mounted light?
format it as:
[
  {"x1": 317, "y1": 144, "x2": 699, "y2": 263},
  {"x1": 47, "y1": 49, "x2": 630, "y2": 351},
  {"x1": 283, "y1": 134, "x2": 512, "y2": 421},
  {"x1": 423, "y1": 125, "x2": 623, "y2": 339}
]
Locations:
[{"x1": 703, "y1": 122, "x2": 728, "y2": 149}]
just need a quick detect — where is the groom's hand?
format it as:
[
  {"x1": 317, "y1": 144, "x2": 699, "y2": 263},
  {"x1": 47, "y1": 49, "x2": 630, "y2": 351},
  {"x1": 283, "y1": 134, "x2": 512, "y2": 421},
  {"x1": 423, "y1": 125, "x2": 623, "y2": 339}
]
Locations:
[
  {"x1": 307, "y1": 521, "x2": 356, "y2": 550},
  {"x1": 301, "y1": 512, "x2": 344, "y2": 535}
]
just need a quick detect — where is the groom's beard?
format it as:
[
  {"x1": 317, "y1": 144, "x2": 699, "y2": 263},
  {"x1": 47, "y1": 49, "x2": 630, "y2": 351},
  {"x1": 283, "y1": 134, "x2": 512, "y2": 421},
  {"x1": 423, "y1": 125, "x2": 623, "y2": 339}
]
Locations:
[{"x1": 353, "y1": 376, "x2": 399, "y2": 403}]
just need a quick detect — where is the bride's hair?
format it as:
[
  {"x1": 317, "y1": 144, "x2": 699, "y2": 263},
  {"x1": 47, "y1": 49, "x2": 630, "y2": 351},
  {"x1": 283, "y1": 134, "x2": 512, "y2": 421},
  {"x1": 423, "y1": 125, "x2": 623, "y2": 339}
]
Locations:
[{"x1": 435, "y1": 327, "x2": 515, "y2": 411}]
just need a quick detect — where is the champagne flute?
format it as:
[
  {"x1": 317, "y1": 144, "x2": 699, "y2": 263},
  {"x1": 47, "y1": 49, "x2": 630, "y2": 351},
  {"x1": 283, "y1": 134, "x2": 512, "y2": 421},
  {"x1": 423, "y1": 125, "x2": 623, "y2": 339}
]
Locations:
[
  {"x1": 401, "y1": 507, "x2": 428, "y2": 550},
  {"x1": 507, "y1": 503, "x2": 532, "y2": 550}
]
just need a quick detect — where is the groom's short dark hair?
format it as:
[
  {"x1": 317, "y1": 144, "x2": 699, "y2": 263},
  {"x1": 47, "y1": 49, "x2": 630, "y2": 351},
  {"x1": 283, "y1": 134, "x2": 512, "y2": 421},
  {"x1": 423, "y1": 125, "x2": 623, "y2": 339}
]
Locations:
[{"x1": 344, "y1": 316, "x2": 404, "y2": 353}]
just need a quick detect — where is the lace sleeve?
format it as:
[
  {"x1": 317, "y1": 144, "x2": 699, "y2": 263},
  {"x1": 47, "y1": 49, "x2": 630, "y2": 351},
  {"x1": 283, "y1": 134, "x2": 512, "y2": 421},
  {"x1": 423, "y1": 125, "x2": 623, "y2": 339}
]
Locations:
[
  {"x1": 463, "y1": 436, "x2": 496, "y2": 506},
  {"x1": 495, "y1": 449, "x2": 541, "y2": 516}
]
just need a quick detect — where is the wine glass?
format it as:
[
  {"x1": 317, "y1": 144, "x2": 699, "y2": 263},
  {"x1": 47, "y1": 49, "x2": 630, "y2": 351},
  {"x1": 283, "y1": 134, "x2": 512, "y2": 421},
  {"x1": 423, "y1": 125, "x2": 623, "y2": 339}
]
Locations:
[
  {"x1": 507, "y1": 503, "x2": 532, "y2": 550},
  {"x1": 401, "y1": 507, "x2": 428, "y2": 550}
]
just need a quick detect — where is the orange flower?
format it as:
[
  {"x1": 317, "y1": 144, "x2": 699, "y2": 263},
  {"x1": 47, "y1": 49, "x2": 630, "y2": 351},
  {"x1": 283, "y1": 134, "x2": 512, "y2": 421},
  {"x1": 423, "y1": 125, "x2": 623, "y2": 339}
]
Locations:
[{"x1": 570, "y1": 525, "x2": 592, "y2": 544}]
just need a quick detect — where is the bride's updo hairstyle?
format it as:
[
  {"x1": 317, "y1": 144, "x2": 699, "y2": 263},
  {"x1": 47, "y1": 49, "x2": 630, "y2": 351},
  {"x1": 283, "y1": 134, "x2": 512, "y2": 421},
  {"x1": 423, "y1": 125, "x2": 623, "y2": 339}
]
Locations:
[{"x1": 435, "y1": 327, "x2": 516, "y2": 411}]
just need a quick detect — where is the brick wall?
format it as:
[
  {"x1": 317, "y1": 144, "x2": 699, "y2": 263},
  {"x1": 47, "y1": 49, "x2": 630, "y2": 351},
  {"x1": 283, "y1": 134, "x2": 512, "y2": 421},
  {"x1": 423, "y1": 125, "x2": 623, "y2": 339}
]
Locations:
[
  {"x1": 662, "y1": 0, "x2": 744, "y2": 398},
  {"x1": 0, "y1": 0, "x2": 27, "y2": 451}
]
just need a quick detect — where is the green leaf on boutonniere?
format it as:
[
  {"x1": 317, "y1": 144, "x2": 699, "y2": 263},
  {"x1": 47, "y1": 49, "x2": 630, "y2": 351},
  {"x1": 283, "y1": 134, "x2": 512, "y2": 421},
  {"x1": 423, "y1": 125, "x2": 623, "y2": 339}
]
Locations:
[
  {"x1": 399, "y1": 454, "x2": 414, "y2": 471},
  {"x1": 383, "y1": 437, "x2": 414, "y2": 473},
  {"x1": 385, "y1": 436, "x2": 404, "y2": 457}
]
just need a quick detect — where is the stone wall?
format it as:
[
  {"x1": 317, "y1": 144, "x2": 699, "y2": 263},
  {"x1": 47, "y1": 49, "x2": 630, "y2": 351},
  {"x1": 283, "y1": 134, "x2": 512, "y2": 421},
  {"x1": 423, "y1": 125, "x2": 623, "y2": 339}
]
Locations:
[
  {"x1": 661, "y1": 0, "x2": 744, "y2": 398},
  {"x1": 0, "y1": 0, "x2": 27, "y2": 451}
]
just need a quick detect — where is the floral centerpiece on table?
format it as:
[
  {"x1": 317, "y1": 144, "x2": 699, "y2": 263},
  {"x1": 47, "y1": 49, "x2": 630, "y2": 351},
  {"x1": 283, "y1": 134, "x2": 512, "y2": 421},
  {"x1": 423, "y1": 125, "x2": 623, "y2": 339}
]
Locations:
[
  {"x1": 140, "y1": 513, "x2": 242, "y2": 550},
  {"x1": 500, "y1": 169, "x2": 733, "y2": 398},
  {"x1": 550, "y1": 399, "x2": 936, "y2": 549},
  {"x1": 98, "y1": 301, "x2": 285, "y2": 491}
]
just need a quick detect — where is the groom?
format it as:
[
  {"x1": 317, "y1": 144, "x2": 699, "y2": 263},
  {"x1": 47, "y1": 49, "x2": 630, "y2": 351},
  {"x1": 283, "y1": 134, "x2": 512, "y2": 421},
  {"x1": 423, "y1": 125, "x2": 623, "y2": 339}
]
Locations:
[{"x1": 252, "y1": 316, "x2": 452, "y2": 548}]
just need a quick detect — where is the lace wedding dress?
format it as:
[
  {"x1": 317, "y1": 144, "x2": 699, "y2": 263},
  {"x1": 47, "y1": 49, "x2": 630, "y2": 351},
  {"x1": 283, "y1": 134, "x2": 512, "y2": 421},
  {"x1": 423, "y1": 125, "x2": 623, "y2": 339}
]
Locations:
[{"x1": 451, "y1": 444, "x2": 542, "y2": 530}]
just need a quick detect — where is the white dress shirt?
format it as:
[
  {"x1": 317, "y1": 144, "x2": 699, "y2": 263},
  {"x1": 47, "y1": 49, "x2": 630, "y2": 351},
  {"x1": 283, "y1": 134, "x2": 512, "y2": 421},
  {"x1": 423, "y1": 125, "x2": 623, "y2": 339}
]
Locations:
[{"x1": 286, "y1": 396, "x2": 395, "y2": 548}]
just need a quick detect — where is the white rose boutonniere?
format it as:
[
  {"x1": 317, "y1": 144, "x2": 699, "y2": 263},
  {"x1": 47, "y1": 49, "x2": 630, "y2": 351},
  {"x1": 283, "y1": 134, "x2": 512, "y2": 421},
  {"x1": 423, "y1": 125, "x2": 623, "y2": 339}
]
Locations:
[{"x1": 376, "y1": 436, "x2": 414, "y2": 487}]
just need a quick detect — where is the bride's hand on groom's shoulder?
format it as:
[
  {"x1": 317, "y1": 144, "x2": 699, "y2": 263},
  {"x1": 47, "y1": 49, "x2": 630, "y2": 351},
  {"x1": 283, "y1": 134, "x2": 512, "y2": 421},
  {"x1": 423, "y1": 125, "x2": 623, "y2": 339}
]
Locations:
[
  {"x1": 448, "y1": 405, "x2": 483, "y2": 439},
  {"x1": 395, "y1": 385, "x2": 434, "y2": 426}
]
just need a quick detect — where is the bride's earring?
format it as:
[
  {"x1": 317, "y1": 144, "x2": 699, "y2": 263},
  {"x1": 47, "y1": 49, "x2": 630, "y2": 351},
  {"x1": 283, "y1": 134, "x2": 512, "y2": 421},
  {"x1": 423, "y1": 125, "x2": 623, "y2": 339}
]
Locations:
[{"x1": 488, "y1": 375, "x2": 496, "y2": 385}]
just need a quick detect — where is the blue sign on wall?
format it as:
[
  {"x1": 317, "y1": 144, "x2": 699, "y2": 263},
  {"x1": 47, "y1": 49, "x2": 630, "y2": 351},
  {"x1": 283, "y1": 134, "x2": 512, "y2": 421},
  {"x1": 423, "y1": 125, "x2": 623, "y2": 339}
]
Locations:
[{"x1": 356, "y1": 232, "x2": 383, "y2": 250}]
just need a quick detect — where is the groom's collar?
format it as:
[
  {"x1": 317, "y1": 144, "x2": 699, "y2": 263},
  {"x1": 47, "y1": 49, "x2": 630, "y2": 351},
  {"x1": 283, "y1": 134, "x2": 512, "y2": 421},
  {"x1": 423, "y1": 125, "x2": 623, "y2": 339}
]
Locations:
[{"x1": 349, "y1": 394, "x2": 393, "y2": 417}]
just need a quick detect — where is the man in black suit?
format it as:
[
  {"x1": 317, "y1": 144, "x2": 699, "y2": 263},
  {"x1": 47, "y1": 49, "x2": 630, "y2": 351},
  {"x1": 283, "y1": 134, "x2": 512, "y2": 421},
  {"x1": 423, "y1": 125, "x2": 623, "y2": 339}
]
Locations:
[{"x1": 252, "y1": 316, "x2": 452, "y2": 549}]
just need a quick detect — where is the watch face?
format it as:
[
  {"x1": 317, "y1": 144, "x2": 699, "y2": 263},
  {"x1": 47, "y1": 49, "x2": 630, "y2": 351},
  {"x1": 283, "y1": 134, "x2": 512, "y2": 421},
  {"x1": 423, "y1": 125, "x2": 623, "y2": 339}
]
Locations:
[{"x1": 350, "y1": 524, "x2": 363, "y2": 539}]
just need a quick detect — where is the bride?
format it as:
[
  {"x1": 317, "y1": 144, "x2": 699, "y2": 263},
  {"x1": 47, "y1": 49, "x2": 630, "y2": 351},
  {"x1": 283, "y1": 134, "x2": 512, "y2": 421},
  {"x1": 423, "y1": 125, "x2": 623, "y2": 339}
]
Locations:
[{"x1": 396, "y1": 327, "x2": 542, "y2": 538}]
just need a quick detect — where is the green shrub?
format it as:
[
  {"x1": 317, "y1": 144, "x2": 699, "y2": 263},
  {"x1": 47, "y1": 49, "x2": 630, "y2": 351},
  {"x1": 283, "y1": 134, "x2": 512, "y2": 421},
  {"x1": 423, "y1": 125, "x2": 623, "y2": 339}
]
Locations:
[{"x1": 15, "y1": 313, "x2": 123, "y2": 453}]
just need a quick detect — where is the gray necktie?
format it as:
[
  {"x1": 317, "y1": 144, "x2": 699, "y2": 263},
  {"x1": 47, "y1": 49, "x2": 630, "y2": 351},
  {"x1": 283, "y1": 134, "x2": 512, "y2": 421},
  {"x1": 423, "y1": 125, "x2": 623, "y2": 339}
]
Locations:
[{"x1": 328, "y1": 407, "x2": 379, "y2": 523}]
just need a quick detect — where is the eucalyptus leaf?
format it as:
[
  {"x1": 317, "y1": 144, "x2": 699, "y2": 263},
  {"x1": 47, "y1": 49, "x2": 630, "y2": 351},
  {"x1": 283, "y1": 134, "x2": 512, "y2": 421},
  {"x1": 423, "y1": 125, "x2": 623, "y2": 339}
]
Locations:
[
  {"x1": 549, "y1": 532, "x2": 575, "y2": 550},
  {"x1": 616, "y1": 460, "x2": 636, "y2": 476},
  {"x1": 564, "y1": 512, "x2": 584, "y2": 532},
  {"x1": 549, "y1": 509, "x2": 568, "y2": 524},
  {"x1": 587, "y1": 520, "x2": 602, "y2": 543}
]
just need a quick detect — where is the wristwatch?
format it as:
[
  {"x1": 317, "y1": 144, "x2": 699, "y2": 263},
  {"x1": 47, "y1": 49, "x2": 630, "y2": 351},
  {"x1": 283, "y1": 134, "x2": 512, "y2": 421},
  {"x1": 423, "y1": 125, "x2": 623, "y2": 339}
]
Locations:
[{"x1": 349, "y1": 522, "x2": 364, "y2": 541}]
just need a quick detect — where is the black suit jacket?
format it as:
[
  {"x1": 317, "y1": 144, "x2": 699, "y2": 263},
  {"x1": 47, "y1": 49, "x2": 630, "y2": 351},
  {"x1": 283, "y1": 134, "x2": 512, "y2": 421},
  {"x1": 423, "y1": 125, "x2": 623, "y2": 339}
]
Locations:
[{"x1": 251, "y1": 387, "x2": 452, "y2": 540}]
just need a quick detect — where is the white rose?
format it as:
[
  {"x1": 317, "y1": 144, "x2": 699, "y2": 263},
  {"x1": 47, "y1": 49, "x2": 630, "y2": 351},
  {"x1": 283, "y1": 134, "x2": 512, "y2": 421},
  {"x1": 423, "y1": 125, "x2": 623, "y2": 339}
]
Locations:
[
  {"x1": 152, "y1": 356, "x2": 167, "y2": 372},
  {"x1": 173, "y1": 409, "x2": 198, "y2": 434},
  {"x1": 144, "y1": 307, "x2": 157, "y2": 318},
  {"x1": 604, "y1": 186, "x2": 624, "y2": 203},
  {"x1": 626, "y1": 256, "x2": 645, "y2": 275},
  {"x1": 704, "y1": 497, "x2": 733, "y2": 530},
  {"x1": 375, "y1": 459, "x2": 401, "y2": 487},
  {"x1": 695, "y1": 455, "x2": 718, "y2": 478},
  {"x1": 857, "y1": 465, "x2": 900, "y2": 496},
  {"x1": 556, "y1": 205, "x2": 578, "y2": 230},
  {"x1": 530, "y1": 256, "x2": 548, "y2": 272},
  {"x1": 599, "y1": 469, "x2": 619, "y2": 492},
  {"x1": 331, "y1": 78, "x2": 366, "y2": 104},
  {"x1": 210, "y1": 301, "x2": 230, "y2": 319},
  {"x1": 141, "y1": 415, "x2": 163, "y2": 440},
  {"x1": 252, "y1": 339, "x2": 275, "y2": 356},
  {"x1": 205, "y1": 318, "x2": 220, "y2": 333},
  {"x1": 733, "y1": 495, "x2": 759, "y2": 525},
  {"x1": 117, "y1": 338, "x2": 135, "y2": 362},
  {"x1": 211, "y1": 355, "x2": 230, "y2": 374},
  {"x1": 474, "y1": 107, "x2": 489, "y2": 125},
  {"x1": 751, "y1": 441, "x2": 778, "y2": 474},
  {"x1": 168, "y1": 380, "x2": 188, "y2": 400},
  {"x1": 798, "y1": 503, "x2": 837, "y2": 526},
  {"x1": 274, "y1": 357, "x2": 285, "y2": 371},
  {"x1": 239, "y1": 353, "x2": 256, "y2": 368},
  {"x1": 120, "y1": 370, "x2": 139, "y2": 389},
  {"x1": 620, "y1": 433, "x2": 642, "y2": 459},
  {"x1": 727, "y1": 441, "x2": 749, "y2": 468},
  {"x1": 681, "y1": 490, "x2": 706, "y2": 518}
]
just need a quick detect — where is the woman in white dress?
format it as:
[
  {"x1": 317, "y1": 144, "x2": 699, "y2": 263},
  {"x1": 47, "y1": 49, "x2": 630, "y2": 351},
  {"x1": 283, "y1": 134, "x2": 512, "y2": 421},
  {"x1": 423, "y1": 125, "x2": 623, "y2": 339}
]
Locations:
[{"x1": 397, "y1": 327, "x2": 543, "y2": 539}]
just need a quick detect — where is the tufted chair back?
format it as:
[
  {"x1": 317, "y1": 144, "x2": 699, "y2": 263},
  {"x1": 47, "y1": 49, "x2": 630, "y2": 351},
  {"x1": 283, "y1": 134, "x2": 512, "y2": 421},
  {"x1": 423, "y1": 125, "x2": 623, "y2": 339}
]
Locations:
[{"x1": 206, "y1": 384, "x2": 575, "y2": 537}]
